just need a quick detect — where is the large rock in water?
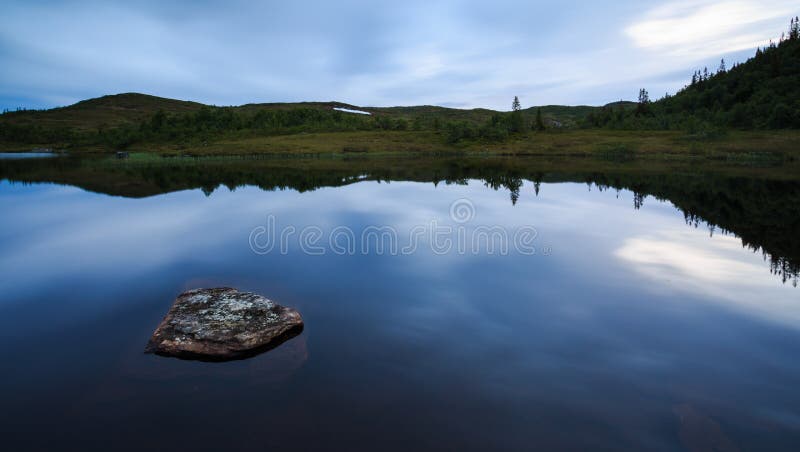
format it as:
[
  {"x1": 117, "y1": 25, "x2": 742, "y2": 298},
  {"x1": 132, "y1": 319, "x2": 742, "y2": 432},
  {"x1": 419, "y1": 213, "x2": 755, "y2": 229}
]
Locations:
[{"x1": 146, "y1": 288, "x2": 303, "y2": 361}]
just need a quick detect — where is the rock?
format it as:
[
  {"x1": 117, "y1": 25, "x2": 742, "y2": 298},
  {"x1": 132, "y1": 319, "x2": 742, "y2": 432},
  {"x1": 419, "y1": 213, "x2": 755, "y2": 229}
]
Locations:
[{"x1": 146, "y1": 288, "x2": 303, "y2": 361}]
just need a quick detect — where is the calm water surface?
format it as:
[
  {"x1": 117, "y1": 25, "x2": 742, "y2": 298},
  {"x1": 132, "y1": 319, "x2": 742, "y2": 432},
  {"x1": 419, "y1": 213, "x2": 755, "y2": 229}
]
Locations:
[{"x1": 0, "y1": 157, "x2": 798, "y2": 451}]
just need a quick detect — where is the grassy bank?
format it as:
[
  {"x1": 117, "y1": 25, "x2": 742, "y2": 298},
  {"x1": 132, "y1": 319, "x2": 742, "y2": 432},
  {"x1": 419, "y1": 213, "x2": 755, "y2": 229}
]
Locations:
[{"x1": 8, "y1": 129, "x2": 790, "y2": 161}]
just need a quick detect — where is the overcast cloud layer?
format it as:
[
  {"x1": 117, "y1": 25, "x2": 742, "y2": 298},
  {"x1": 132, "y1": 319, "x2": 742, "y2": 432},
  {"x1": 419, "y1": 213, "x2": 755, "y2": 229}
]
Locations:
[{"x1": 0, "y1": 0, "x2": 796, "y2": 110}]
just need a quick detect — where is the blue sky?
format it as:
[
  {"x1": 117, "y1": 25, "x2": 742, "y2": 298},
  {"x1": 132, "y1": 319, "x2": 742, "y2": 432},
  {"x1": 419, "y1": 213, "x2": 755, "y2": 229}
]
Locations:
[{"x1": 0, "y1": 0, "x2": 796, "y2": 110}]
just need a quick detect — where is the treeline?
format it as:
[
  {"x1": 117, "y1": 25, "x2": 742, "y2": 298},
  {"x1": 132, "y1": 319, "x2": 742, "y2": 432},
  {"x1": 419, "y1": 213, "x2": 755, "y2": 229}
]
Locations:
[
  {"x1": 587, "y1": 17, "x2": 800, "y2": 131},
  {"x1": 0, "y1": 106, "x2": 419, "y2": 149},
  {"x1": 1, "y1": 107, "x2": 45, "y2": 114},
  {"x1": 445, "y1": 97, "x2": 547, "y2": 144},
  {"x1": 0, "y1": 101, "x2": 547, "y2": 149}
]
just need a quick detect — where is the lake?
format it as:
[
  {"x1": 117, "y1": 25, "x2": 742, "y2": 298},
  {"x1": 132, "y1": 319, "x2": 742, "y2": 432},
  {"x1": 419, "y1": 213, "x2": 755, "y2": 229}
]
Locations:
[{"x1": 1, "y1": 155, "x2": 798, "y2": 451}]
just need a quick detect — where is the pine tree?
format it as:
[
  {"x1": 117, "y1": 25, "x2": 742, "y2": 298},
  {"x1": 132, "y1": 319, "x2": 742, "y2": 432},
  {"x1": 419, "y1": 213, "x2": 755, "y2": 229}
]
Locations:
[
  {"x1": 535, "y1": 108, "x2": 545, "y2": 131},
  {"x1": 718, "y1": 59, "x2": 726, "y2": 73},
  {"x1": 638, "y1": 88, "x2": 650, "y2": 104},
  {"x1": 510, "y1": 96, "x2": 524, "y2": 133},
  {"x1": 636, "y1": 88, "x2": 650, "y2": 115}
]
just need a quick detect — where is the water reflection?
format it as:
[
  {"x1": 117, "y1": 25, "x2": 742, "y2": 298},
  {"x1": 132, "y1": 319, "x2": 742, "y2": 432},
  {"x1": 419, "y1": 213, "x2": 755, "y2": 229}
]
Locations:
[
  {"x1": 1, "y1": 156, "x2": 799, "y2": 450},
  {"x1": 2, "y1": 155, "x2": 797, "y2": 284},
  {"x1": 616, "y1": 230, "x2": 800, "y2": 327}
]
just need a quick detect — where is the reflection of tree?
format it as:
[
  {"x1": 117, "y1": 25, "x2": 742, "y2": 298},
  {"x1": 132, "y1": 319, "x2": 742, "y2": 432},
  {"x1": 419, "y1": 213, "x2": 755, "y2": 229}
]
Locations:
[
  {"x1": 1, "y1": 156, "x2": 797, "y2": 285},
  {"x1": 633, "y1": 192, "x2": 645, "y2": 210},
  {"x1": 484, "y1": 175, "x2": 522, "y2": 205},
  {"x1": 592, "y1": 176, "x2": 800, "y2": 287}
]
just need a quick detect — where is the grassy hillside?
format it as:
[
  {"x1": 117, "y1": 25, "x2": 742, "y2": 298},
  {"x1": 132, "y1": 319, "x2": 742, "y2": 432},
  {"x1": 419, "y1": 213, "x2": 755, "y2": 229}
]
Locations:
[
  {"x1": 0, "y1": 92, "x2": 618, "y2": 151},
  {"x1": 0, "y1": 93, "x2": 598, "y2": 130},
  {"x1": 589, "y1": 19, "x2": 800, "y2": 130},
  {"x1": 661, "y1": 31, "x2": 800, "y2": 129},
  {"x1": 0, "y1": 93, "x2": 205, "y2": 130},
  {"x1": 0, "y1": 93, "x2": 798, "y2": 157}
]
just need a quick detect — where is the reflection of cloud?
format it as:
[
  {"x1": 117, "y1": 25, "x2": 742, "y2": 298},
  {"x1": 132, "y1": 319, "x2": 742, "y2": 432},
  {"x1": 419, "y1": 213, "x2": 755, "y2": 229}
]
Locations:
[
  {"x1": 615, "y1": 230, "x2": 800, "y2": 328},
  {"x1": 626, "y1": 1, "x2": 795, "y2": 58},
  {"x1": 616, "y1": 235, "x2": 761, "y2": 283}
]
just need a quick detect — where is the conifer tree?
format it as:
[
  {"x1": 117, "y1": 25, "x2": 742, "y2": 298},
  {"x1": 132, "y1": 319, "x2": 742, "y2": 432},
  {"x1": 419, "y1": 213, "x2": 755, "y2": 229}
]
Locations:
[
  {"x1": 535, "y1": 108, "x2": 545, "y2": 131},
  {"x1": 510, "y1": 96, "x2": 524, "y2": 133},
  {"x1": 636, "y1": 88, "x2": 650, "y2": 115},
  {"x1": 638, "y1": 88, "x2": 650, "y2": 104}
]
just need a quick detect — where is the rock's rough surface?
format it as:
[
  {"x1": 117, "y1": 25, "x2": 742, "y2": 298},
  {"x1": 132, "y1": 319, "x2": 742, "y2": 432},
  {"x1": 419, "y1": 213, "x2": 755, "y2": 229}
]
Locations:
[{"x1": 146, "y1": 288, "x2": 303, "y2": 361}]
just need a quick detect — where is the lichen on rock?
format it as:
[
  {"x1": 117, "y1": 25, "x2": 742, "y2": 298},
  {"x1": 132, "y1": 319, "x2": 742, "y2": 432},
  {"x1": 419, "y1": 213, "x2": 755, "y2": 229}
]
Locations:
[{"x1": 146, "y1": 287, "x2": 303, "y2": 361}]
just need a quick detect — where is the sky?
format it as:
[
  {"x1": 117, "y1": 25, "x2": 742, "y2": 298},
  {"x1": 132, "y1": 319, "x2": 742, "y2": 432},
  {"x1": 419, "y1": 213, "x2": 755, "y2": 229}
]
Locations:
[{"x1": 0, "y1": 0, "x2": 796, "y2": 111}]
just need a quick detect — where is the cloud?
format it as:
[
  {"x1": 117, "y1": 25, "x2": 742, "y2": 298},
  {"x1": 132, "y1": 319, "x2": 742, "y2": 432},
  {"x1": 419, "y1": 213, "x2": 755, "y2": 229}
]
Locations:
[
  {"x1": 0, "y1": 1, "x2": 796, "y2": 109},
  {"x1": 626, "y1": 0, "x2": 796, "y2": 58}
]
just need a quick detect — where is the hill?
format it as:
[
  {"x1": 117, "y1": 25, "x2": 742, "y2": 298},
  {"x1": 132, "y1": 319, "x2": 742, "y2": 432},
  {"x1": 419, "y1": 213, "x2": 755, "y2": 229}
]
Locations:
[
  {"x1": 0, "y1": 92, "x2": 610, "y2": 150},
  {"x1": 0, "y1": 93, "x2": 205, "y2": 131},
  {"x1": 589, "y1": 18, "x2": 800, "y2": 130},
  {"x1": 0, "y1": 93, "x2": 598, "y2": 130},
  {"x1": 660, "y1": 25, "x2": 800, "y2": 129}
]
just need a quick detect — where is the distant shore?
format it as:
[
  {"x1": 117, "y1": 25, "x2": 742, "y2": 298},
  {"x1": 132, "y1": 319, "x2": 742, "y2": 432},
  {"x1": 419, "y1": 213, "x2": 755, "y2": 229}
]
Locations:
[{"x1": 3, "y1": 129, "x2": 797, "y2": 162}]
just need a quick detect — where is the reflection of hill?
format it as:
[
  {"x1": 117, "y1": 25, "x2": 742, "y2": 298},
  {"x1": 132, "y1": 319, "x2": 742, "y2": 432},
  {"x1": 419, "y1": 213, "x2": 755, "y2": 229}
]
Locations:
[{"x1": 1, "y1": 155, "x2": 798, "y2": 284}]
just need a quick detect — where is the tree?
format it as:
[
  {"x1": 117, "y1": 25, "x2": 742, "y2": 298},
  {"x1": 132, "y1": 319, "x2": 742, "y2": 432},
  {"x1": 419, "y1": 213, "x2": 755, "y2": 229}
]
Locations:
[
  {"x1": 718, "y1": 59, "x2": 726, "y2": 74},
  {"x1": 535, "y1": 108, "x2": 545, "y2": 131},
  {"x1": 636, "y1": 89, "x2": 651, "y2": 115},
  {"x1": 509, "y1": 96, "x2": 524, "y2": 133},
  {"x1": 150, "y1": 109, "x2": 167, "y2": 132}
]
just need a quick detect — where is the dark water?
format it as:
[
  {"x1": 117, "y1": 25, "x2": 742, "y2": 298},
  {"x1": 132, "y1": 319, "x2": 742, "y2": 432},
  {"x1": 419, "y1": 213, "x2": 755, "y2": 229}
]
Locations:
[{"x1": 1, "y1": 156, "x2": 799, "y2": 451}]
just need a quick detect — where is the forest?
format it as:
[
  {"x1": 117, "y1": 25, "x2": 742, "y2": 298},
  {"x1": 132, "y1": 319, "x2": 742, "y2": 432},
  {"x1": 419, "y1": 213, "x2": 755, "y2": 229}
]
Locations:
[{"x1": 586, "y1": 17, "x2": 800, "y2": 132}]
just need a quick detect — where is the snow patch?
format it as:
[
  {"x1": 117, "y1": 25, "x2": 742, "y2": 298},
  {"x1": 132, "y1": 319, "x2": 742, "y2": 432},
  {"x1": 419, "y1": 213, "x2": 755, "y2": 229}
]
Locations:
[{"x1": 333, "y1": 107, "x2": 371, "y2": 116}]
